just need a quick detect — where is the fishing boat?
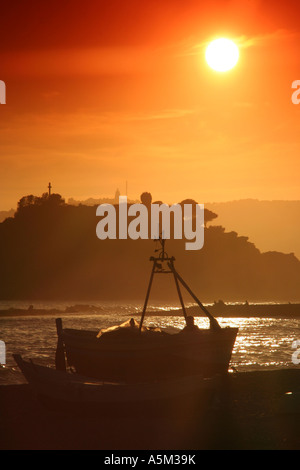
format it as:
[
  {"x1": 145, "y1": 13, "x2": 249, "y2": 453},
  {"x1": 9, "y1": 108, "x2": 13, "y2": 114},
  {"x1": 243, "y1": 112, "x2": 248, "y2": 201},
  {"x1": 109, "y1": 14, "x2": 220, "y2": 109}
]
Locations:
[
  {"x1": 13, "y1": 354, "x2": 216, "y2": 416},
  {"x1": 55, "y1": 239, "x2": 238, "y2": 382}
]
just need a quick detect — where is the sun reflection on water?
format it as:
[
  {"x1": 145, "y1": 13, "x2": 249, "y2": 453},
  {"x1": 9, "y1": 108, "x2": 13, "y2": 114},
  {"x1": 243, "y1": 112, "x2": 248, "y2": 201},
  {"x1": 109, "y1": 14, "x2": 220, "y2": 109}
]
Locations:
[
  {"x1": 0, "y1": 306, "x2": 299, "y2": 382},
  {"x1": 144, "y1": 315, "x2": 300, "y2": 372}
]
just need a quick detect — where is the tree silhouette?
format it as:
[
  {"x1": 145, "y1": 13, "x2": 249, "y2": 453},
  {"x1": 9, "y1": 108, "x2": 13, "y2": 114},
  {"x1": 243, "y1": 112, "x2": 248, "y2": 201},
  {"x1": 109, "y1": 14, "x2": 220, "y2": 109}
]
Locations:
[
  {"x1": 140, "y1": 192, "x2": 152, "y2": 207},
  {"x1": 16, "y1": 193, "x2": 65, "y2": 215},
  {"x1": 179, "y1": 199, "x2": 218, "y2": 227},
  {"x1": 204, "y1": 209, "x2": 218, "y2": 227}
]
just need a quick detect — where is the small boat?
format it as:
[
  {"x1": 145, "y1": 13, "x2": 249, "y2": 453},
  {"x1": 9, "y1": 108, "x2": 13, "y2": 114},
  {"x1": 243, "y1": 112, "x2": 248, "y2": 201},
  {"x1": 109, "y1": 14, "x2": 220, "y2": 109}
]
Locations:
[
  {"x1": 55, "y1": 239, "x2": 238, "y2": 383},
  {"x1": 13, "y1": 354, "x2": 216, "y2": 416}
]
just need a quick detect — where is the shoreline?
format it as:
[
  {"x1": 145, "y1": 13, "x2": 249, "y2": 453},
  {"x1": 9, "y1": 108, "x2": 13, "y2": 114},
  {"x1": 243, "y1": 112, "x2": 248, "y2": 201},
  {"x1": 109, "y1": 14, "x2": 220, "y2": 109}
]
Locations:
[{"x1": 1, "y1": 302, "x2": 300, "y2": 318}]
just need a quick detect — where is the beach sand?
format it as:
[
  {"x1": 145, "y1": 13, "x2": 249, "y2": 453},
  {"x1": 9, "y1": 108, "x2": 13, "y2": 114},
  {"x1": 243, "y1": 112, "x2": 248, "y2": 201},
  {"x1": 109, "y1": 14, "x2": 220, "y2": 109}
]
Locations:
[{"x1": 0, "y1": 369, "x2": 299, "y2": 450}]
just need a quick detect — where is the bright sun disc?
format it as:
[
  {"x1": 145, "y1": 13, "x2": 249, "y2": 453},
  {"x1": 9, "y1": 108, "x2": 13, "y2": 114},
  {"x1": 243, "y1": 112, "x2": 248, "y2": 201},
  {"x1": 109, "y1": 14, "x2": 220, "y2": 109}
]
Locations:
[{"x1": 205, "y1": 38, "x2": 239, "y2": 72}]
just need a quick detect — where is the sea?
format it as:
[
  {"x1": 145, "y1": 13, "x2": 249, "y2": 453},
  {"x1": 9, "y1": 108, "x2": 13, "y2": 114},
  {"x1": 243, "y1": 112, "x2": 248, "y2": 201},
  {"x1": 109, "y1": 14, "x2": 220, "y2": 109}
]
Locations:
[{"x1": 0, "y1": 300, "x2": 300, "y2": 385}]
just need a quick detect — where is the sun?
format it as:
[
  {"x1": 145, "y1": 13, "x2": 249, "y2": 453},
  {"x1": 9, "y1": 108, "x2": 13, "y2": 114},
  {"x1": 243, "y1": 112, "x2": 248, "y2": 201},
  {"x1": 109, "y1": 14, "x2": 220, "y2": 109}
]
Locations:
[{"x1": 205, "y1": 38, "x2": 239, "y2": 72}]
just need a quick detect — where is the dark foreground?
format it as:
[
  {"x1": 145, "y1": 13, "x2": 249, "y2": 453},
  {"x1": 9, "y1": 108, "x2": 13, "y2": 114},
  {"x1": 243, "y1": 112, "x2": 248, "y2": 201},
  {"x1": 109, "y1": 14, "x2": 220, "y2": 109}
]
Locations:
[{"x1": 0, "y1": 369, "x2": 299, "y2": 450}]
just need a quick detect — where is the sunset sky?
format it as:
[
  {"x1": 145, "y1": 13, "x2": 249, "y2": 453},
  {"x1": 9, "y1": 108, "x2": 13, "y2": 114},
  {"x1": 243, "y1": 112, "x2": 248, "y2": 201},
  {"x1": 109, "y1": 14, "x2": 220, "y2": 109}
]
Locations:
[{"x1": 0, "y1": 0, "x2": 300, "y2": 210}]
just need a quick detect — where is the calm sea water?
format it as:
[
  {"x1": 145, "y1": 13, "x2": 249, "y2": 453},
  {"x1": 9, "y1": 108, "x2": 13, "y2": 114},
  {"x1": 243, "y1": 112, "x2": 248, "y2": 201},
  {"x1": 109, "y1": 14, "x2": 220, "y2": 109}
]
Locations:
[{"x1": 0, "y1": 300, "x2": 300, "y2": 384}]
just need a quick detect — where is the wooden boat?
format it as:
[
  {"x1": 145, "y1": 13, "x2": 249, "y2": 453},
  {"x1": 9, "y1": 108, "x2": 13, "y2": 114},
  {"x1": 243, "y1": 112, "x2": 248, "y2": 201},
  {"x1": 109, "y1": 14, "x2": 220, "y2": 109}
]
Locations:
[
  {"x1": 55, "y1": 239, "x2": 238, "y2": 382},
  {"x1": 13, "y1": 354, "x2": 216, "y2": 416}
]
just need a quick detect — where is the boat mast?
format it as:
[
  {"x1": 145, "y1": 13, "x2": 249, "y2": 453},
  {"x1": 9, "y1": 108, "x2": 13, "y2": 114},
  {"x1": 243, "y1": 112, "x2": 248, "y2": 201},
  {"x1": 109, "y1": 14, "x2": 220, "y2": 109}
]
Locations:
[
  {"x1": 139, "y1": 236, "x2": 188, "y2": 331},
  {"x1": 139, "y1": 237, "x2": 221, "y2": 331},
  {"x1": 168, "y1": 262, "x2": 221, "y2": 330}
]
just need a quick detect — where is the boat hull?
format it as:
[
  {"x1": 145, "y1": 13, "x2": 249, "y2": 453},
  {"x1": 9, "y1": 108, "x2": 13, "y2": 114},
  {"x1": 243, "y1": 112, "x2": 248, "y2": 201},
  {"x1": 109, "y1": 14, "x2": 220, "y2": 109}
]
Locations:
[
  {"x1": 13, "y1": 354, "x2": 216, "y2": 417},
  {"x1": 61, "y1": 326, "x2": 238, "y2": 382}
]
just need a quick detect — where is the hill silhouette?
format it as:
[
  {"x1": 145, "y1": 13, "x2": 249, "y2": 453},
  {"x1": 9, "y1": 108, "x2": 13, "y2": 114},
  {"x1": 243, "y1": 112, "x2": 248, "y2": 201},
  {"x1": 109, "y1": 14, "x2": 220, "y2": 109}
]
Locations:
[
  {"x1": 0, "y1": 192, "x2": 299, "y2": 302},
  {"x1": 0, "y1": 209, "x2": 15, "y2": 223},
  {"x1": 4, "y1": 198, "x2": 300, "y2": 258},
  {"x1": 206, "y1": 199, "x2": 300, "y2": 260}
]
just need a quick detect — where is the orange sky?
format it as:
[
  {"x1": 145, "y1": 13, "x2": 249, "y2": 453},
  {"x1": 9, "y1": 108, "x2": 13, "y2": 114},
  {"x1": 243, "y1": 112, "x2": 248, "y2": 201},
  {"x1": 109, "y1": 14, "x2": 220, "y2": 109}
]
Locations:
[{"x1": 0, "y1": 0, "x2": 300, "y2": 209}]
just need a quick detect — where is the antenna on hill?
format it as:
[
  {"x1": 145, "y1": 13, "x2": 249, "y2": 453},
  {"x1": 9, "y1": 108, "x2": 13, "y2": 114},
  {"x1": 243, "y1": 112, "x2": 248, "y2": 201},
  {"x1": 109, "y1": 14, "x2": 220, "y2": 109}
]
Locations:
[{"x1": 48, "y1": 182, "x2": 52, "y2": 196}]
